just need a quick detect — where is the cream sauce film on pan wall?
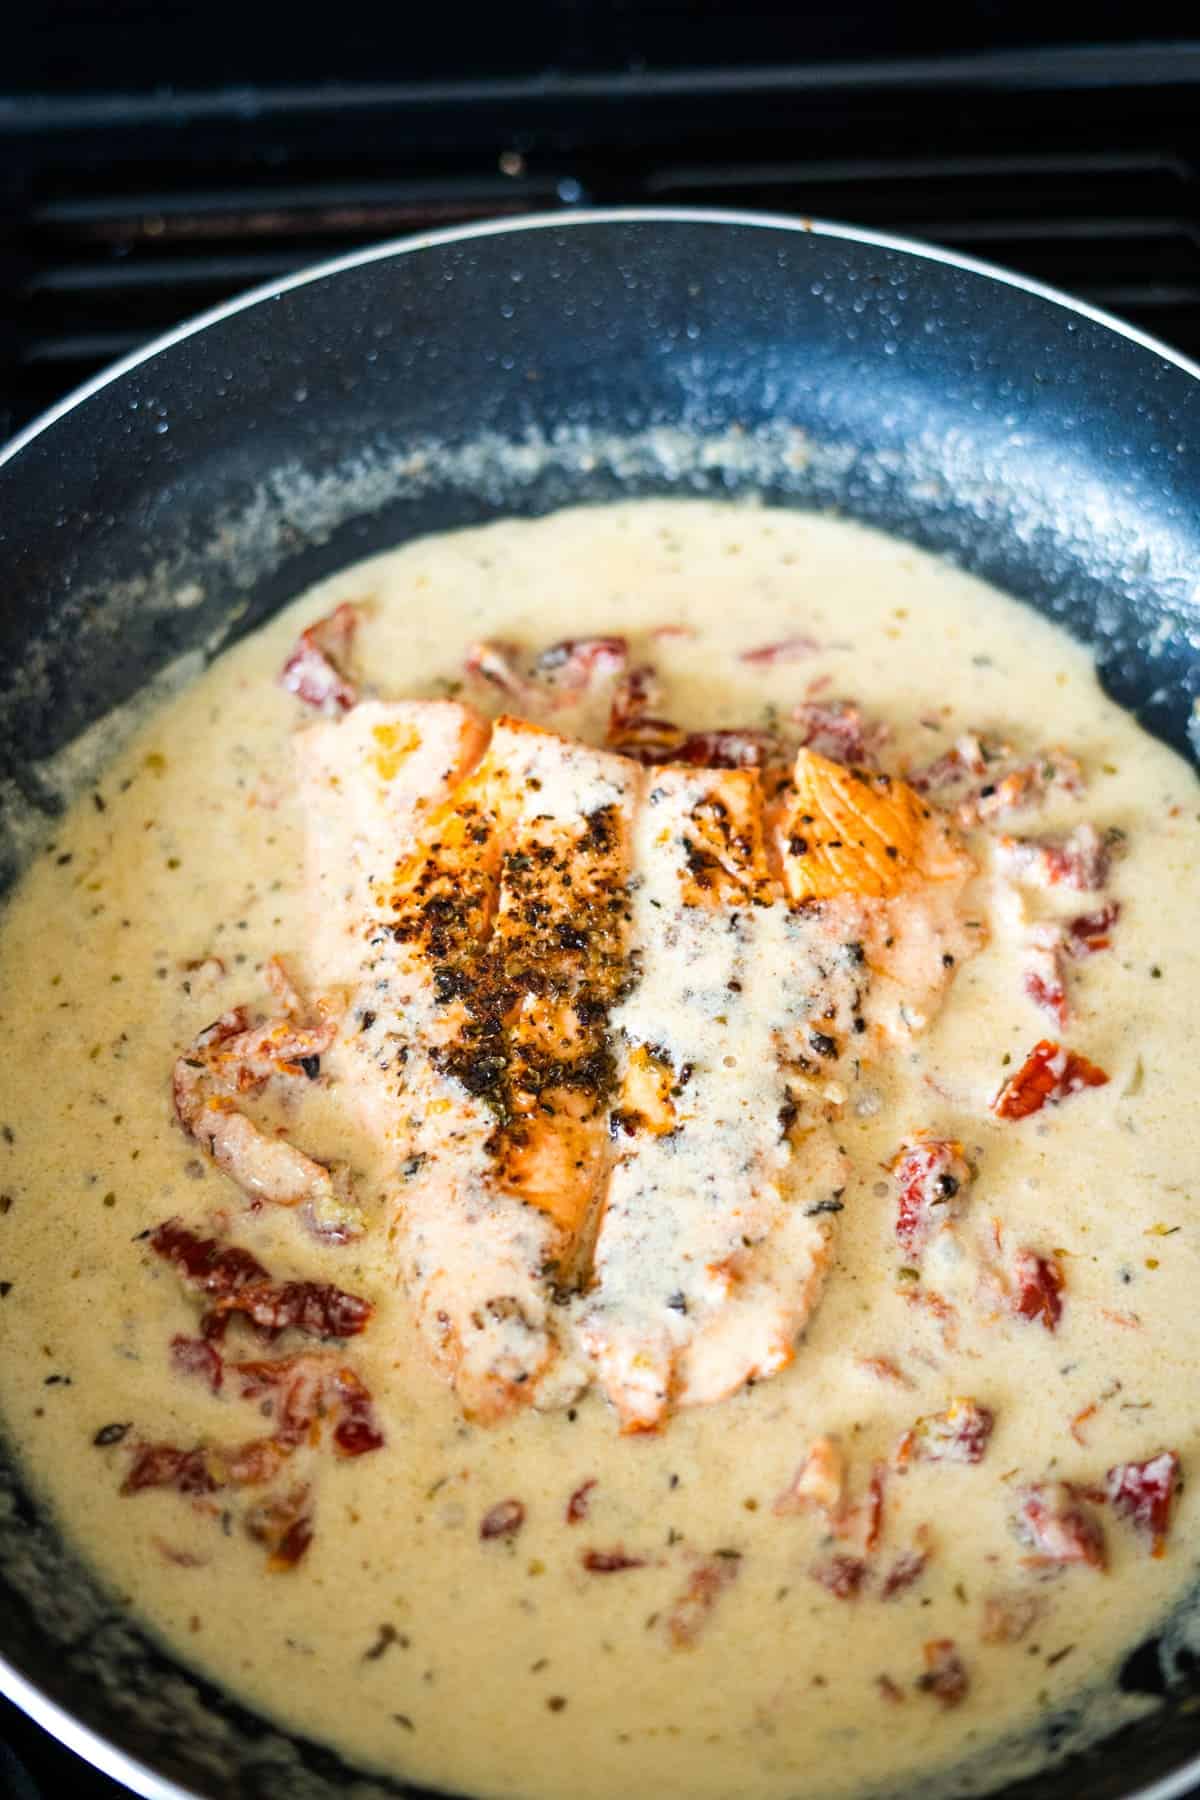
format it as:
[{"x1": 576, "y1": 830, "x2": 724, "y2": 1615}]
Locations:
[{"x1": 1, "y1": 498, "x2": 1199, "y2": 1800}]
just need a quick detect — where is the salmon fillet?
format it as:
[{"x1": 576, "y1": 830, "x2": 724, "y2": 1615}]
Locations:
[
  {"x1": 295, "y1": 699, "x2": 491, "y2": 991},
  {"x1": 576, "y1": 766, "x2": 848, "y2": 1432},
  {"x1": 299, "y1": 705, "x2": 638, "y2": 1422},
  {"x1": 296, "y1": 709, "x2": 981, "y2": 1432},
  {"x1": 774, "y1": 749, "x2": 982, "y2": 1049}
]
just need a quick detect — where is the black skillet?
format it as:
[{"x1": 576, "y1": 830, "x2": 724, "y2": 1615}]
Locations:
[{"x1": 0, "y1": 209, "x2": 1198, "y2": 1800}]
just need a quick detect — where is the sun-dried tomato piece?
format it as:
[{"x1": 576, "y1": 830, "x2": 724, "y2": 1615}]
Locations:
[
  {"x1": 967, "y1": 753, "x2": 1083, "y2": 827},
  {"x1": 566, "y1": 1479, "x2": 597, "y2": 1524},
  {"x1": 666, "y1": 1555, "x2": 741, "y2": 1648},
  {"x1": 123, "y1": 1432, "x2": 294, "y2": 1497},
  {"x1": 232, "y1": 1354, "x2": 323, "y2": 1439},
  {"x1": 810, "y1": 1553, "x2": 867, "y2": 1599},
  {"x1": 121, "y1": 1444, "x2": 219, "y2": 1497},
  {"x1": 778, "y1": 1443, "x2": 886, "y2": 1555},
  {"x1": 606, "y1": 656, "x2": 783, "y2": 767},
  {"x1": 908, "y1": 733, "x2": 992, "y2": 795},
  {"x1": 231, "y1": 1354, "x2": 384, "y2": 1457},
  {"x1": 740, "y1": 634, "x2": 822, "y2": 665},
  {"x1": 468, "y1": 637, "x2": 628, "y2": 711},
  {"x1": 677, "y1": 728, "x2": 781, "y2": 769},
  {"x1": 791, "y1": 698, "x2": 886, "y2": 767},
  {"x1": 152, "y1": 1223, "x2": 372, "y2": 1343},
  {"x1": 876, "y1": 1673, "x2": 906, "y2": 1704},
  {"x1": 992, "y1": 1040, "x2": 1109, "y2": 1120},
  {"x1": 899, "y1": 1285, "x2": 959, "y2": 1348},
  {"x1": 464, "y1": 639, "x2": 529, "y2": 698},
  {"x1": 279, "y1": 604, "x2": 359, "y2": 713},
  {"x1": 1023, "y1": 969, "x2": 1068, "y2": 1028},
  {"x1": 916, "y1": 1639, "x2": 968, "y2": 1707},
  {"x1": 534, "y1": 637, "x2": 628, "y2": 693},
  {"x1": 263, "y1": 954, "x2": 304, "y2": 1017},
  {"x1": 610, "y1": 720, "x2": 781, "y2": 768},
  {"x1": 270, "y1": 1513, "x2": 313, "y2": 1570},
  {"x1": 170, "y1": 1334, "x2": 225, "y2": 1394},
  {"x1": 1069, "y1": 1401, "x2": 1099, "y2": 1445},
  {"x1": 152, "y1": 1538, "x2": 209, "y2": 1568},
  {"x1": 190, "y1": 1008, "x2": 337, "y2": 1094},
  {"x1": 892, "y1": 1139, "x2": 972, "y2": 1259},
  {"x1": 1107, "y1": 1452, "x2": 1181, "y2": 1556},
  {"x1": 1023, "y1": 938, "x2": 1069, "y2": 1028},
  {"x1": 582, "y1": 1548, "x2": 646, "y2": 1572},
  {"x1": 149, "y1": 1219, "x2": 268, "y2": 1296},
  {"x1": 880, "y1": 1546, "x2": 929, "y2": 1601},
  {"x1": 204, "y1": 1279, "x2": 373, "y2": 1342},
  {"x1": 858, "y1": 1355, "x2": 911, "y2": 1387},
  {"x1": 330, "y1": 1367, "x2": 385, "y2": 1457},
  {"x1": 1020, "y1": 903, "x2": 1121, "y2": 1027},
  {"x1": 609, "y1": 663, "x2": 663, "y2": 733},
  {"x1": 896, "y1": 1398, "x2": 994, "y2": 1468},
  {"x1": 244, "y1": 1483, "x2": 314, "y2": 1571},
  {"x1": 1066, "y1": 902, "x2": 1121, "y2": 957},
  {"x1": 1010, "y1": 1250, "x2": 1065, "y2": 1331},
  {"x1": 222, "y1": 1436, "x2": 294, "y2": 1487},
  {"x1": 980, "y1": 1590, "x2": 1045, "y2": 1644},
  {"x1": 910, "y1": 735, "x2": 1083, "y2": 827},
  {"x1": 479, "y1": 1498, "x2": 526, "y2": 1541},
  {"x1": 774, "y1": 1437, "x2": 846, "y2": 1518},
  {"x1": 607, "y1": 715, "x2": 687, "y2": 762},
  {"x1": 995, "y1": 823, "x2": 1117, "y2": 891},
  {"x1": 1014, "y1": 1483, "x2": 1106, "y2": 1570},
  {"x1": 863, "y1": 1463, "x2": 887, "y2": 1554}
]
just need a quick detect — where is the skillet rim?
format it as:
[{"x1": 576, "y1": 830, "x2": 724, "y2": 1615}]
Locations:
[
  {"x1": 0, "y1": 203, "x2": 1197, "y2": 1800},
  {"x1": 3, "y1": 203, "x2": 1200, "y2": 472}
]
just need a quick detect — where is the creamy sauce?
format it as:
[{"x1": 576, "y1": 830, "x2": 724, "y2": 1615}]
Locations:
[{"x1": 1, "y1": 498, "x2": 1199, "y2": 1800}]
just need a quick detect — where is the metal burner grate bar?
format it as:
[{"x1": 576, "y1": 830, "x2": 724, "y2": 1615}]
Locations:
[{"x1": 3, "y1": 48, "x2": 1200, "y2": 436}]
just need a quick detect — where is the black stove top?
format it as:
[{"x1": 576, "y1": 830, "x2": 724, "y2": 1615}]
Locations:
[
  {"x1": 1, "y1": 1692, "x2": 130, "y2": 1797},
  {"x1": 4, "y1": 27, "x2": 1200, "y2": 446},
  {"x1": 3, "y1": 16, "x2": 1200, "y2": 1797}
]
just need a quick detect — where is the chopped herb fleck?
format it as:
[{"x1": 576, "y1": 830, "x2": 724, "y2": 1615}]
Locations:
[{"x1": 364, "y1": 1624, "x2": 398, "y2": 1662}]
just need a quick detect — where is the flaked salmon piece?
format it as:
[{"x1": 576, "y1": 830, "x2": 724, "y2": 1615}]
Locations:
[
  {"x1": 577, "y1": 764, "x2": 846, "y2": 1433},
  {"x1": 301, "y1": 706, "x2": 637, "y2": 1422},
  {"x1": 661, "y1": 764, "x2": 774, "y2": 907},
  {"x1": 775, "y1": 749, "x2": 982, "y2": 1051},
  {"x1": 294, "y1": 699, "x2": 491, "y2": 991},
  {"x1": 377, "y1": 716, "x2": 637, "y2": 1240},
  {"x1": 775, "y1": 749, "x2": 970, "y2": 903},
  {"x1": 382, "y1": 719, "x2": 638, "y2": 1419}
]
